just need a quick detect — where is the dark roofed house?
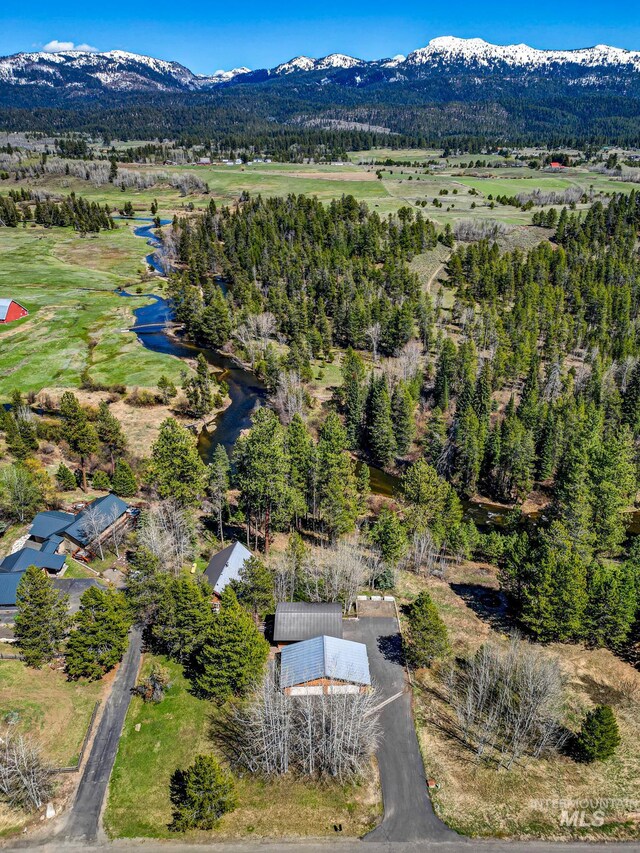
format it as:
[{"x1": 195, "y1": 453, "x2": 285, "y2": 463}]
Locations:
[
  {"x1": 29, "y1": 510, "x2": 75, "y2": 543},
  {"x1": 273, "y1": 602, "x2": 343, "y2": 647},
  {"x1": 61, "y1": 494, "x2": 129, "y2": 549},
  {"x1": 279, "y1": 635, "x2": 370, "y2": 695},
  {"x1": 203, "y1": 541, "x2": 252, "y2": 602},
  {"x1": 0, "y1": 572, "x2": 24, "y2": 607},
  {"x1": 0, "y1": 548, "x2": 66, "y2": 575}
]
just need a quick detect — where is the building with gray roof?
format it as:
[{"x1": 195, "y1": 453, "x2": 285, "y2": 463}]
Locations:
[
  {"x1": 279, "y1": 635, "x2": 370, "y2": 695},
  {"x1": 273, "y1": 601, "x2": 343, "y2": 645},
  {"x1": 203, "y1": 540, "x2": 252, "y2": 599}
]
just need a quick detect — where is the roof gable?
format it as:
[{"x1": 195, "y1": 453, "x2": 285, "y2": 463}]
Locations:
[
  {"x1": 0, "y1": 548, "x2": 66, "y2": 574},
  {"x1": 279, "y1": 635, "x2": 370, "y2": 688},
  {"x1": 29, "y1": 510, "x2": 75, "y2": 540},
  {"x1": 203, "y1": 540, "x2": 252, "y2": 594}
]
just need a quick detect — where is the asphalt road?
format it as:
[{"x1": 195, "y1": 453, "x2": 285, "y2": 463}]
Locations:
[
  {"x1": 61, "y1": 627, "x2": 143, "y2": 843},
  {"x1": 343, "y1": 616, "x2": 461, "y2": 843}
]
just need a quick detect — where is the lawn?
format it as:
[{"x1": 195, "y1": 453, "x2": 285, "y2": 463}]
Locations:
[
  {"x1": 0, "y1": 223, "x2": 188, "y2": 396},
  {"x1": 0, "y1": 659, "x2": 104, "y2": 766},
  {"x1": 104, "y1": 655, "x2": 381, "y2": 840},
  {"x1": 394, "y1": 566, "x2": 640, "y2": 840}
]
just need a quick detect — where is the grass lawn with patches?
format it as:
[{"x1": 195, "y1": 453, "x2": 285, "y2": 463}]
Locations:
[
  {"x1": 0, "y1": 224, "x2": 187, "y2": 396},
  {"x1": 394, "y1": 567, "x2": 640, "y2": 840},
  {"x1": 0, "y1": 659, "x2": 104, "y2": 766},
  {"x1": 105, "y1": 655, "x2": 381, "y2": 840}
]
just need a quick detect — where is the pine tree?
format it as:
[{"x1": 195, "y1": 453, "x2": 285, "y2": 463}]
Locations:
[
  {"x1": 92, "y1": 470, "x2": 111, "y2": 491},
  {"x1": 233, "y1": 407, "x2": 289, "y2": 553},
  {"x1": 369, "y1": 507, "x2": 407, "y2": 568},
  {"x1": 151, "y1": 576, "x2": 214, "y2": 662},
  {"x1": 60, "y1": 391, "x2": 99, "y2": 492},
  {"x1": 340, "y1": 348, "x2": 366, "y2": 448},
  {"x1": 96, "y1": 400, "x2": 127, "y2": 476},
  {"x1": 404, "y1": 591, "x2": 450, "y2": 668},
  {"x1": 190, "y1": 588, "x2": 269, "y2": 701},
  {"x1": 150, "y1": 418, "x2": 207, "y2": 506},
  {"x1": 576, "y1": 705, "x2": 621, "y2": 762},
  {"x1": 198, "y1": 287, "x2": 231, "y2": 349},
  {"x1": 65, "y1": 588, "x2": 130, "y2": 680},
  {"x1": 14, "y1": 566, "x2": 70, "y2": 668},
  {"x1": 230, "y1": 556, "x2": 275, "y2": 620},
  {"x1": 391, "y1": 381, "x2": 415, "y2": 455},
  {"x1": 424, "y1": 407, "x2": 447, "y2": 467},
  {"x1": 364, "y1": 375, "x2": 396, "y2": 467},
  {"x1": 170, "y1": 754, "x2": 237, "y2": 832},
  {"x1": 434, "y1": 338, "x2": 457, "y2": 410},
  {"x1": 157, "y1": 375, "x2": 178, "y2": 405},
  {"x1": 520, "y1": 522, "x2": 588, "y2": 642},
  {"x1": 112, "y1": 459, "x2": 138, "y2": 497},
  {"x1": 585, "y1": 561, "x2": 637, "y2": 649},
  {"x1": 56, "y1": 463, "x2": 76, "y2": 491}
]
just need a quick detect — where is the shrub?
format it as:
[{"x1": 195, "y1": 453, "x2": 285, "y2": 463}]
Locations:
[
  {"x1": 403, "y1": 591, "x2": 450, "y2": 668},
  {"x1": 575, "y1": 705, "x2": 621, "y2": 762},
  {"x1": 92, "y1": 470, "x2": 111, "y2": 491},
  {"x1": 56, "y1": 463, "x2": 76, "y2": 491},
  {"x1": 169, "y1": 755, "x2": 237, "y2": 831}
]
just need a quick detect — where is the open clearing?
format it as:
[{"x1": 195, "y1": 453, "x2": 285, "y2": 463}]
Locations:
[
  {"x1": 0, "y1": 659, "x2": 105, "y2": 766},
  {"x1": 395, "y1": 567, "x2": 640, "y2": 840},
  {"x1": 104, "y1": 655, "x2": 381, "y2": 840}
]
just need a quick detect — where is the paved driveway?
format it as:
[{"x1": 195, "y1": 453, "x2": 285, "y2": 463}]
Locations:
[
  {"x1": 62, "y1": 627, "x2": 143, "y2": 842},
  {"x1": 343, "y1": 617, "x2": 461, "y2": 843}
]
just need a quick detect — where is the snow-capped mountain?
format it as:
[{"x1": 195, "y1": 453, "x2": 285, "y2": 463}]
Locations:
[
  {"x1": 402, "y1": 36, "x2": 640, "y2": 71},
  {"x1": 1, "y1": 36, "x2": 639, "y2": 96}
]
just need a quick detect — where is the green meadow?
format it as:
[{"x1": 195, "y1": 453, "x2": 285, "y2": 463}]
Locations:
[{"x1": 0, "y1": 223, "x2": 186, "y2": 397}]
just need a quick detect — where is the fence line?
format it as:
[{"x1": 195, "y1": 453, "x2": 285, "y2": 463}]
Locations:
[{"x1": 52, "y1": 700, "x2": 101, "y2": 774}]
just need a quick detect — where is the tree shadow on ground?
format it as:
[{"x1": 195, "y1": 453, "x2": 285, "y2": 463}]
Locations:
[
  {"x1": 377, "y1": 632, "x2": 404, "y2": 665},
  {"x1": 449, "y1": 583, "x2": 515, "y2": 633}
]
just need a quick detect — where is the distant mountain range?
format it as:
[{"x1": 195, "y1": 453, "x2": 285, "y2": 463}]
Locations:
[{"x1": 1, "y1": 36, "x2": 640, "y2": 94}]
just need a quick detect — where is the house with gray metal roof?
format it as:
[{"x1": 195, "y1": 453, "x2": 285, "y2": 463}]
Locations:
[
  {"x1": 203, "y1": 540, "x2": 252, "y2": 600},
  {"x1": 279, "y1": 635, "x2": 371, "y2": 695},
  {"x1": 273, "y1": 601, "x2": 343, "y2": 646}
]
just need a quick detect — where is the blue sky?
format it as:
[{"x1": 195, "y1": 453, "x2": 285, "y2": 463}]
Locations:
[{"x1": 2, "y1": 1, "x2": 640, "y2": 73}]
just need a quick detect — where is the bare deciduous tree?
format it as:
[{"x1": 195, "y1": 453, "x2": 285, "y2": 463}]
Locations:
[
  {"x1": 0, "y1": 729, "x2": 54, "y2": 812},
  {"x1": 79, "y1": 505, "x2": 108, "y2": 560},
  {"x1": 221, "y1": 670, "x2": 380, "y2": 781},
  {"x1": 136, "y1": 500, "x2": 195, "y2": 574},
  {"x1": 273, "y1": 371, "x2": 304, "y2": 424},
  {"x1": 444, "y1": 635, "x2": 566, "y2": 770},
  {"x1": 365, "y1": 322, "x2": 381, "y2": 363}
]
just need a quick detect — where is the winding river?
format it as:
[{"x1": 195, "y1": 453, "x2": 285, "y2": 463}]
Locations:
[{"x1": 121, "y1": 220, "x2": 640, "y2": 532}]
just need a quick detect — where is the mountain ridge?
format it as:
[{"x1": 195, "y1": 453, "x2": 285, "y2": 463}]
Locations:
[{"x1": 1, "y1": 35, "x2": 640, "y2": 94}]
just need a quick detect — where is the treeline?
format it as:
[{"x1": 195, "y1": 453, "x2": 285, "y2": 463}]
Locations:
[
  {"x1": 2, "y1": 81, "x2": 640, "y2": 148},
  {"x1": 0, "y1": 190, "x2": 115, "y2": 231}
]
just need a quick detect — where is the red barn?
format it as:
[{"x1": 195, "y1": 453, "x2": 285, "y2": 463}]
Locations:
[{"x1": 0, "y1": 299, "x2": 28, "y2": 324}]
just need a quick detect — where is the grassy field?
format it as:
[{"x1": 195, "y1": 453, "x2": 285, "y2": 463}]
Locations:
[
  {"x1": 104, "y1": 655, "x2": 381, "y2": 840},
  {"x1": 6, "y1": 155, "x2": 639, "y2": 224},
  {"x1": 395, "y1": 567, "x2": 640, "y2": 840},
  {"x1": 0, "y1": 659, "x2": 104, "y2": 766},
  {"x1": 0, "y1": 223, "x2": 187, "y2": 397}
]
